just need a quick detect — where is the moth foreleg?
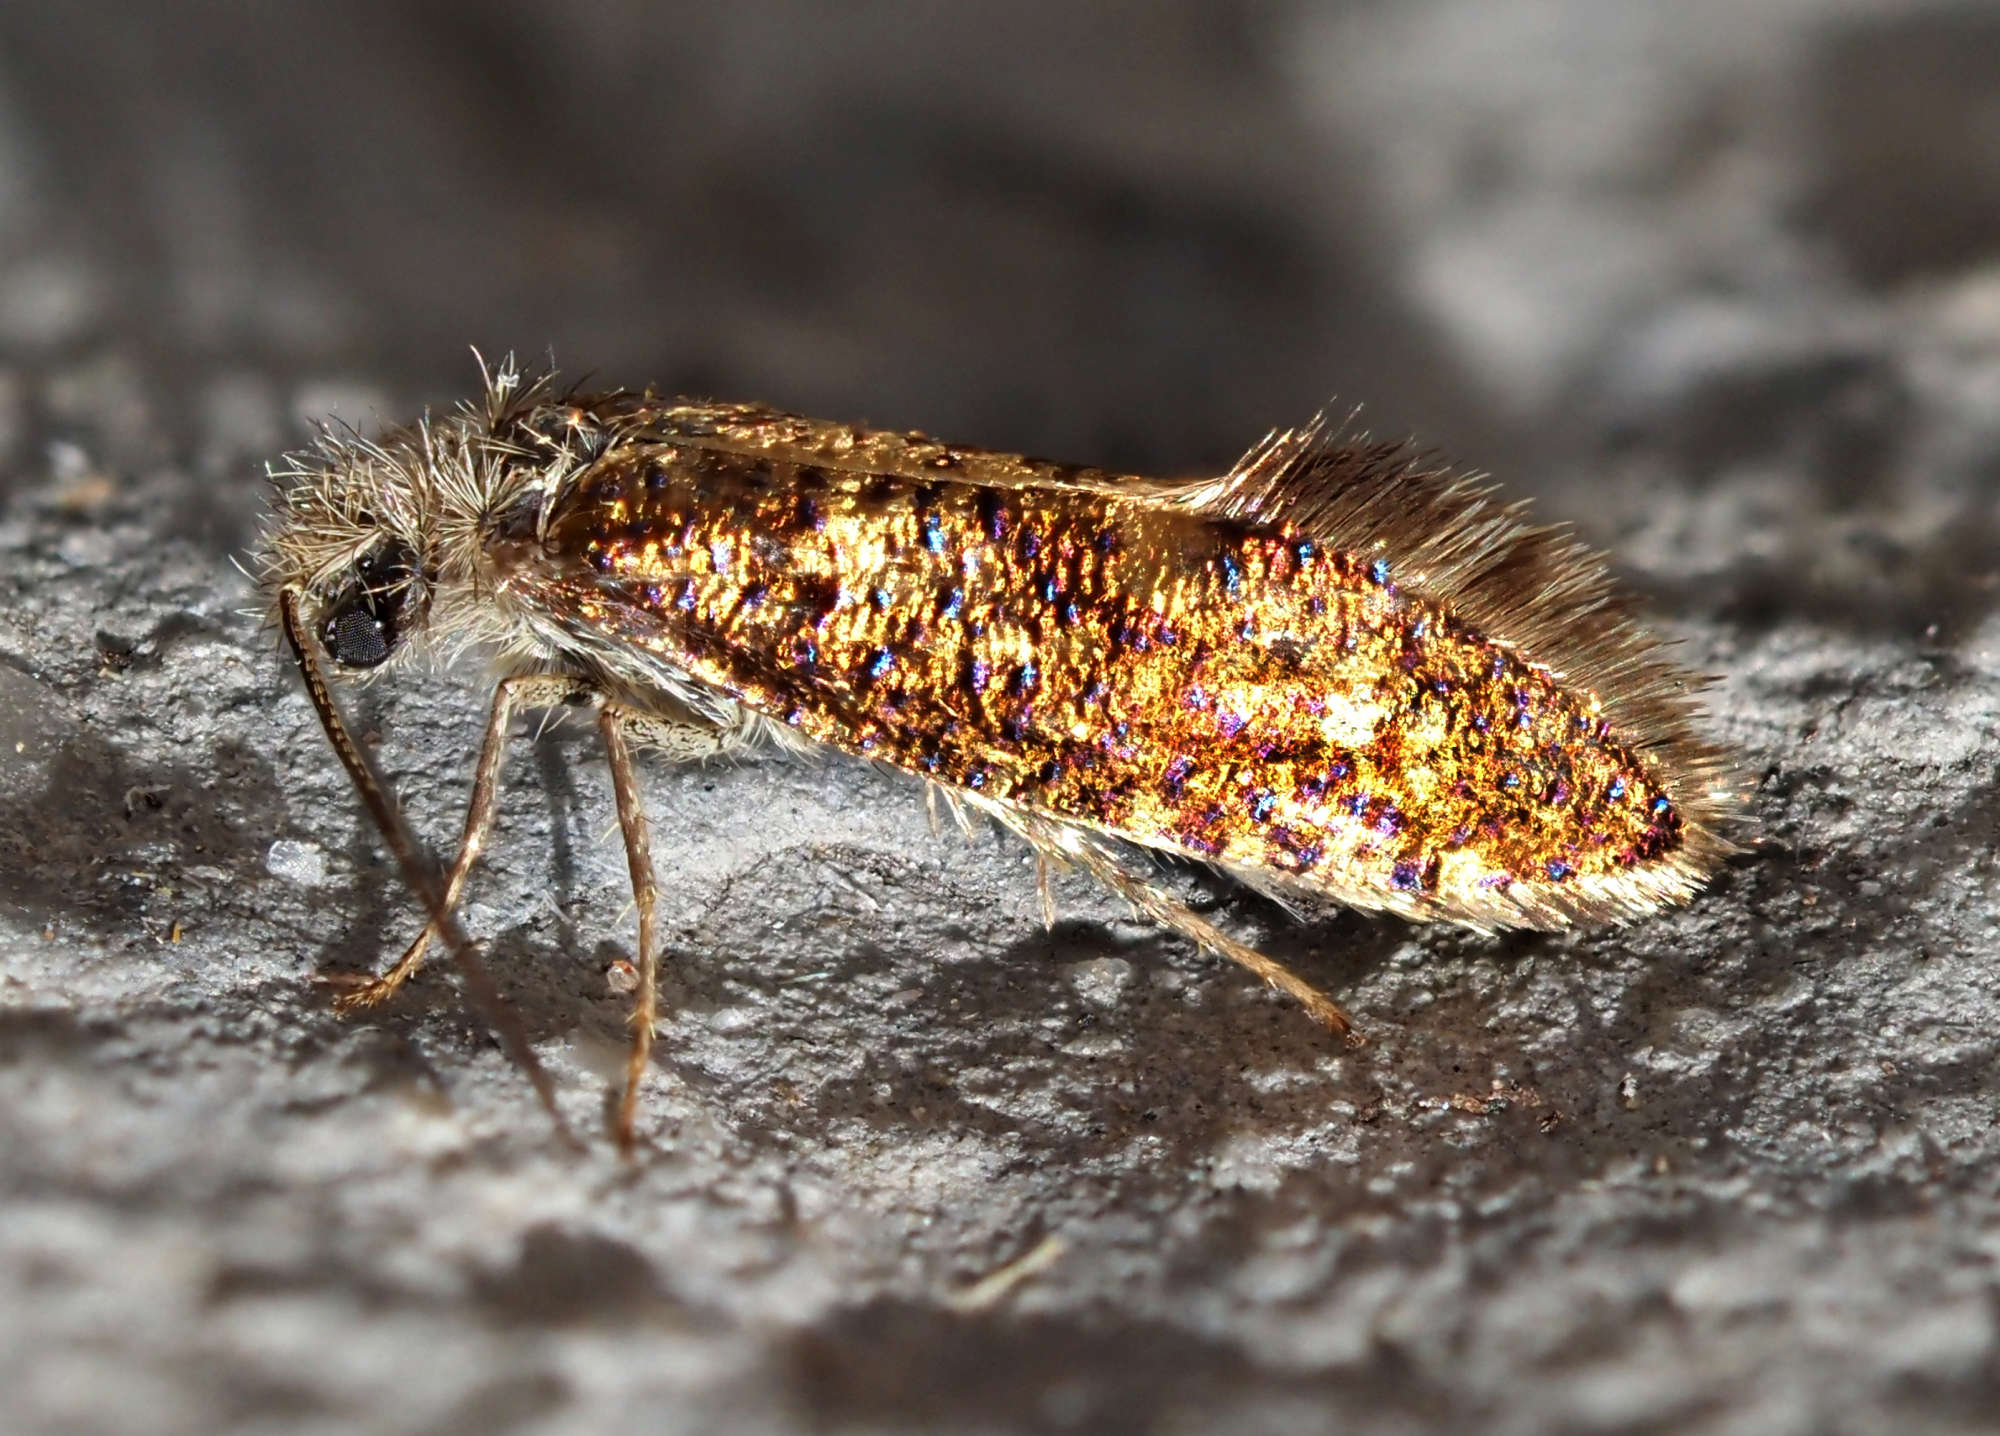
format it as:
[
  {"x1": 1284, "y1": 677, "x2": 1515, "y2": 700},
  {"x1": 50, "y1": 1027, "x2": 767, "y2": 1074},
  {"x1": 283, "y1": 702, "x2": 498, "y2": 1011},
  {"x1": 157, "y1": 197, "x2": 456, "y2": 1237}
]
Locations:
[
  {"x1": 331, "y1": 672, "x2": 599, "y2": 1013},
  {"x1": 1064, "y1": 837, "x2": 1357, "y2": 1039}
]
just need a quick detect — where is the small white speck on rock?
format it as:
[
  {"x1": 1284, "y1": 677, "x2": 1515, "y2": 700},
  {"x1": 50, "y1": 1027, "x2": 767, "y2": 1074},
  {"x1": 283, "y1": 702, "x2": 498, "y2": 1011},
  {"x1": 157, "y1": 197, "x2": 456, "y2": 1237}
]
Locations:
[
  {"x1": 1063, "y1": 957, "x2": 1134, "y2": 1009},
  {"x1": 265, "y1": 839, "x2": 329, "y2": 887}
]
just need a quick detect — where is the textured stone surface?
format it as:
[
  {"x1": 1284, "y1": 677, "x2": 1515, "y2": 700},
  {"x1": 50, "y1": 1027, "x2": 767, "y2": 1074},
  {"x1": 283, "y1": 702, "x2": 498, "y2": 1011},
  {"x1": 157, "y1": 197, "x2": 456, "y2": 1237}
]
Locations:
[{"x1": 3, "y1": 3, "x2": 1999, "y2": 1433}]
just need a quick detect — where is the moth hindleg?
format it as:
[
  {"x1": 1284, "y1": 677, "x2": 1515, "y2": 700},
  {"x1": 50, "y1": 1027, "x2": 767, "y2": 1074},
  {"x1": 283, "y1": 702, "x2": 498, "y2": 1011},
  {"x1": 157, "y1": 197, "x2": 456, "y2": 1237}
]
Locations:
[
  {"x1": 1034, "y1": 850, "x2": 1058, "y2": 930},
  {"x1": 1062, "y1": 834, "x2": 1356, "y2": 1038}
]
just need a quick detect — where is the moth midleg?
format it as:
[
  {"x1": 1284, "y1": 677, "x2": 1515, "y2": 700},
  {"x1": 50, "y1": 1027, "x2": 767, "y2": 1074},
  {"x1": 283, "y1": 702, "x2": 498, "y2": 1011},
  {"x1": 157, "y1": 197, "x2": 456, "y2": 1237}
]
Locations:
[
  {"x1": 593, "y1": 703, "x2": 751, "y2": 1149},
  {"x1": 597, "y1": 705, "x2": 662, "y2": 1151},
  {"x1": 332, "y1": 672, "x2": 600, "y2": 1013},
  {"x1": 1064, "y1": 836, "x2": 1356, "y2": 1038}
]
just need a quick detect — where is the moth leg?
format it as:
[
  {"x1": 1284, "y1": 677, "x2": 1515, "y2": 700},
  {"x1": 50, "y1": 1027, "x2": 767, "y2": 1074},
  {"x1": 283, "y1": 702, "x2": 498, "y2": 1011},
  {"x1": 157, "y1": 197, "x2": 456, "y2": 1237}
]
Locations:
[
  {"x1": 1066, "y1": 839, "x2": 1356, "y2": 1039},
  {"x1": 598, "y1": 706, "x2": 656, "y2": 1152},
  {"x1": 610, "y1": 705, "x2": 753, "y2": 763},
  {"x1": 331, "y1": 672, "x2": 599, "y2": 1013},
  {"x1": 595, "y1": 702, "x2": 753, "y2": 1149},
  {"x1": 1034, "y1": 851, "x2": 1058, "y2": 930}
]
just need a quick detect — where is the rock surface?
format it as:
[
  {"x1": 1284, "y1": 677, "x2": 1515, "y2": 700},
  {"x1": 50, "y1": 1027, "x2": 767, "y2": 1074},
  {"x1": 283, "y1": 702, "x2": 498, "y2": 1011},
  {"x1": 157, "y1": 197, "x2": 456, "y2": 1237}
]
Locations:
[{"x1": 3, "y1": 3, "x2": 1999, "y2": 1433}]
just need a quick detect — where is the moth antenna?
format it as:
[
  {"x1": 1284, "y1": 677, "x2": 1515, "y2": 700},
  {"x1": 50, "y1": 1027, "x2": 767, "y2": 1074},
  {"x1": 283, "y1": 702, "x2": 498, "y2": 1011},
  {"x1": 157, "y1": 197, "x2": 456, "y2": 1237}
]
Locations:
[{"x1": 278, "y1": 588, "x2": 573, "y2": 1143}]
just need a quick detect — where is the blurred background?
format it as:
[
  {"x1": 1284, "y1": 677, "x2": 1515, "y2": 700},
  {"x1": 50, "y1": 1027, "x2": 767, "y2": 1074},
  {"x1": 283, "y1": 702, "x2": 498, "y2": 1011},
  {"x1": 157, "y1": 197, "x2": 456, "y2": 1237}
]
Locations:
[{"x1": 5, "y1": 0, "x2": 1996, "y2": 580}]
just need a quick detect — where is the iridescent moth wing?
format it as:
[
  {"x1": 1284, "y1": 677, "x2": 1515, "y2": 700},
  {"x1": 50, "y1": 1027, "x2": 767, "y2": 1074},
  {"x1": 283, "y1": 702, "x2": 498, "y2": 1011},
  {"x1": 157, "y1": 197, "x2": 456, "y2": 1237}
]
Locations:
[{"x1": 493, "y1": 397, "x2": 1733, "y2": 967}]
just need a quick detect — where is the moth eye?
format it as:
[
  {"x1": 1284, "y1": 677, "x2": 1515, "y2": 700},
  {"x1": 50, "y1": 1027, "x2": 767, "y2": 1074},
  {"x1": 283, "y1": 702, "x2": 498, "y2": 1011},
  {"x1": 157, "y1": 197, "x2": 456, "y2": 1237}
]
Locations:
[
  {"x1": 318, "y1": 537, "x2": 423, "y2": 669},
  {"x1": 322, "y1": 603, "x2": 393, "y2": 668}
]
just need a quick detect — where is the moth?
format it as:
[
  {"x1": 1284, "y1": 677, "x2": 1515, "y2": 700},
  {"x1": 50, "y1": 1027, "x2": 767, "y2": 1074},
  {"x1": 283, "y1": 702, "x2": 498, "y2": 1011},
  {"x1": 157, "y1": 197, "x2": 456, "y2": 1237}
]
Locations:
[{"x1": 261, "y1": 359, "x2": 1737, "y2": 1148}]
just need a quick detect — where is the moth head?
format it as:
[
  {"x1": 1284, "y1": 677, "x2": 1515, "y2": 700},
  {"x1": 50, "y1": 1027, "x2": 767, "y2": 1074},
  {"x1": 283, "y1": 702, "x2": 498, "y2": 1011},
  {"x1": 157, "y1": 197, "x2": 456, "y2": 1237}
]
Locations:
[
  {"x1": 259, "y1": 416, "x2": 450, "y2": 673},
  {"x1": 313, "y1": 534, "x2": 428, "y2": 669}
]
